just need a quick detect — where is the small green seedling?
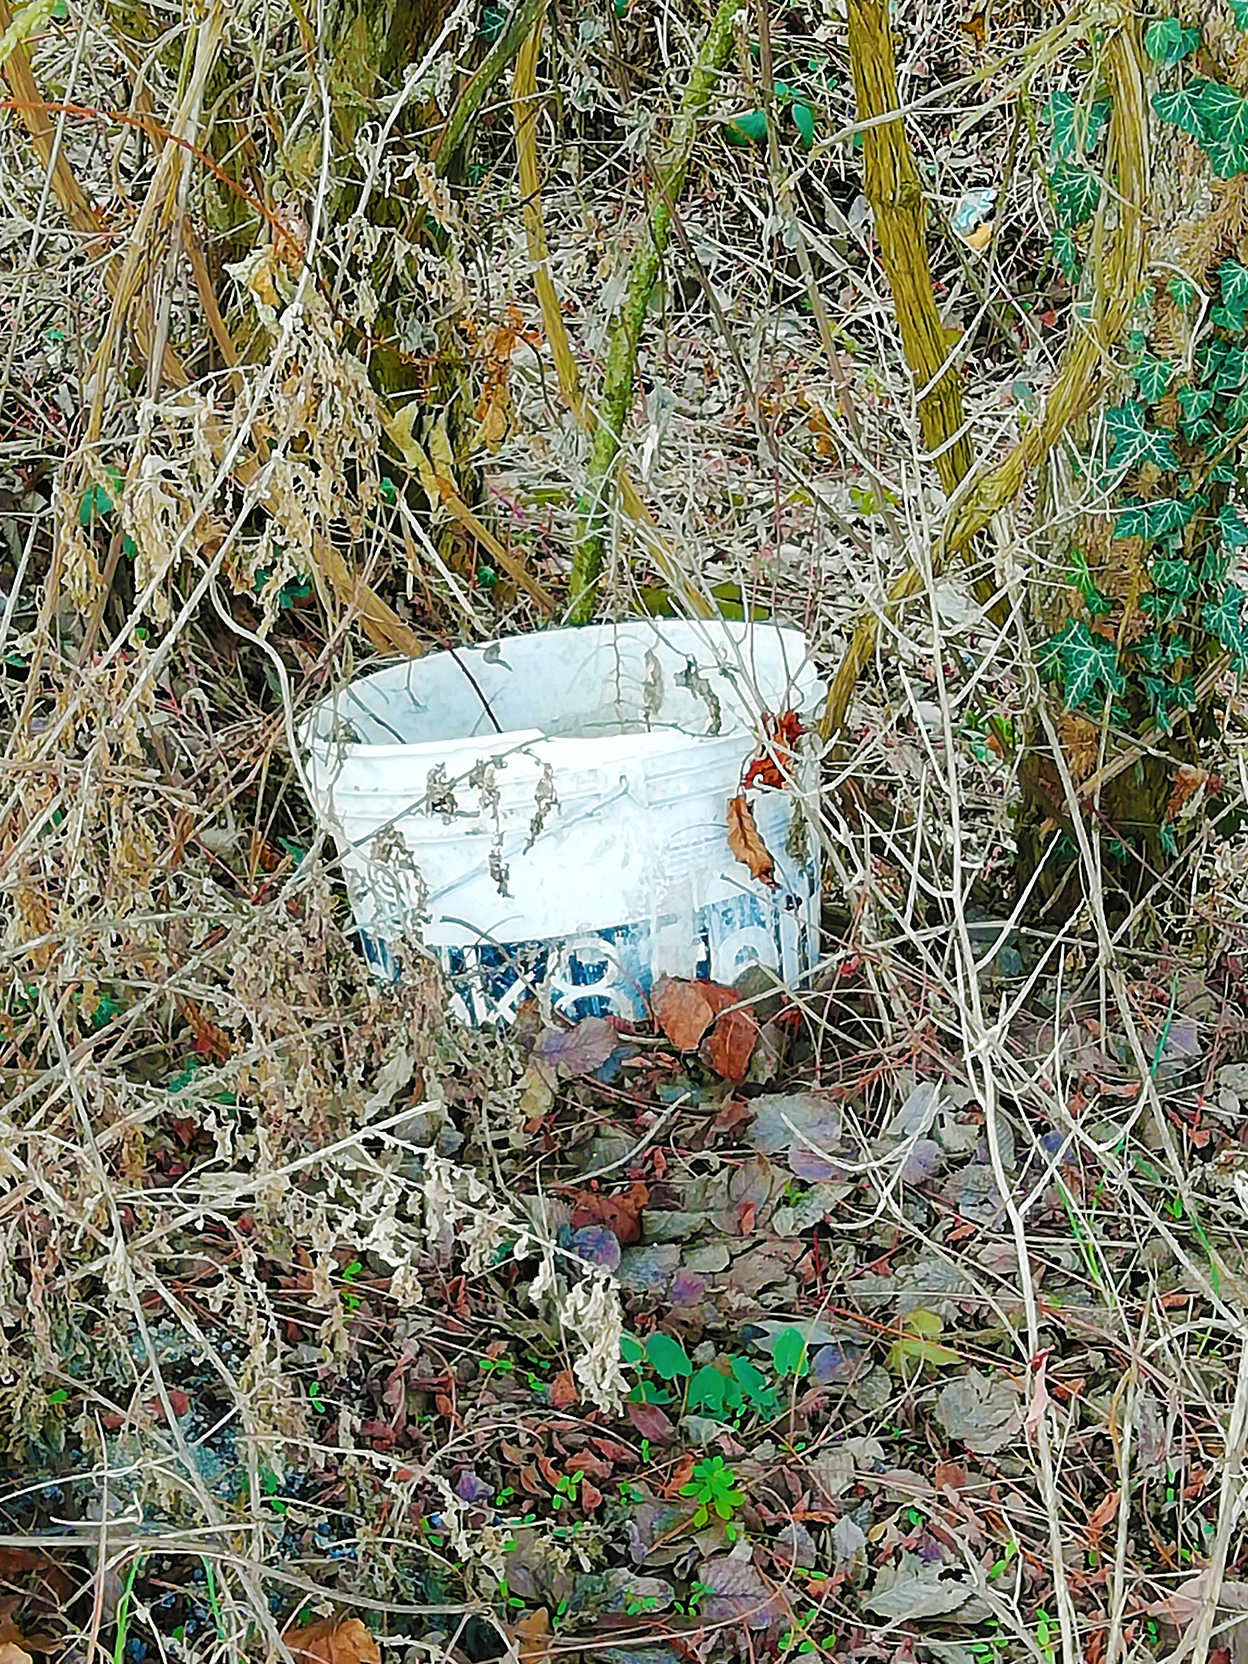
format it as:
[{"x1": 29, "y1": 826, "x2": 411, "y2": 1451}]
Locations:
[
  {"x1": 340, "y1": 1260, "x2": 363, "y2": 1312},
  {"x1": 307, "y1": 1381, "x2": 327, "y2": 1414},
  {"x1": 552, "y1": 1472, "x2": 580, "y2": 1510},
  {"x1": 771, "y1": 1326, "x2": 809, "y2": 1380},
  {"x1": 679, "y1": 1455, "x2": 745, "y2": 1538},
  {"x1": 624, "y1": 1333, "x2": 779, "y2": 1420}
]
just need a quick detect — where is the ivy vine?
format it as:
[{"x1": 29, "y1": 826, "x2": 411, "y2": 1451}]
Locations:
[{"x1": 1035, "y1": 3, "x2": 1248, "y2": 858}]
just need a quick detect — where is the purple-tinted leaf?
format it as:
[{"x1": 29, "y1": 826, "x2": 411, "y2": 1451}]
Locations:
[
  {"x1": 974, "y1": 1113, "x2": 1015, "y2": 1170},
  {"x1": 830, "y1": 1516, "x2": 867, "y2": 1580},
  {"x1": 1040, "y1": 1129, "x2": 1074, "y2": 1163},
  {"x1": 810, "y1": 1342, "x2": 868, "y2": 1386},
  {"x1": 728, "y1": 1154, "x2": 779, "y2": 1208},
  {"x1": 535, "y1": 1016, "x2": 619, "y2": 1077},
  {"x1": 699, "y1": 1557, "x2": 769, "y2": 1597},
  {"x1": 774, "y1": 1521, "x2": 819, "y2": 1568},
  {"x1": 747, "y1": 1094, "x2": 841, "y2": 1155},
  {"x1": 599, "y1": 1571, "x2": 674, "y2": 1614},
  {"x1": 670, "y1": 1267, "x2": 707, "y2": 1307},
  {"x1": 570, "y1": 1224, "x2": 621, "y2": 1271},
  {"x1": 629, "y1": 1499, "x2": 687, "y2": 1553},
  {"x1": 617, "y1": 1243, "x2": 680, "y2": 1294},
  {"x1": 788, "y1": 1140, "x2": 845, "y2": 1182},
  {"x1": 899, "y1": 1137, "x2": 944, "y2": 1185},
  {"x1": 698, "y1": 1556, "x2": 788, "y2": 1630},
  {"x1": 887, "y1": 1080, "x2": 942, "y2": 1137},
  {"x1": 1163, "y1": 1014, "x2": 1201, "y2": 1062},
  {"x1": 454, "y1": 1469, "x2": 493, "y2": 1503},
  {"x1": 626, "y1": 1400, "x2": 677, "y2": 1444},
  {"x1": 935, "y1": 1370, "x2": 1022, "y2": 1455}
]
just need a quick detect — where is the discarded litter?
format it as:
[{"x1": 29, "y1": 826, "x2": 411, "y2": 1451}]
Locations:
[
  {"x1": 299, "y1": 622, "x2": 824, "y2": 1024},
  {"x1": 951, "y1": 187, "x2": 996, "y2": 250}
]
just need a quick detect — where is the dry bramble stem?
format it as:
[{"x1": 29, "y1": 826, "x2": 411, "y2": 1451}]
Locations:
[
  {"x1": 568, "y1": 0, "x2": 741, "y2": 625},
  {"x1": 820, "y1": 7, "x2": 1148, "y2": 744},
  {"x1": 0, "y1": 0, "x2": 422, "y2": 659},
  {"x1": 512, "y1": 8, "x2": 713, "y2": 619}
]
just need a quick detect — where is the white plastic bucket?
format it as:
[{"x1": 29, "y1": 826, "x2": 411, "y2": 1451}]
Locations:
[{"x1": 299, "y1": 621, "x2": 824, "y2": 1025}]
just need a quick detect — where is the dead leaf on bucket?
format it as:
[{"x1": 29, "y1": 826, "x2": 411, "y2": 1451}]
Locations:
[
  {"x1": 653, "y1": 974, "x2": 735, "y2": 1051},
  {"x1": 727, "y1": 795, "x2": 776, "y2": 886},
  {"x1": 281, "y1": 1617, "x2": 381, "y2": 1664},
  {"x1": 704, "y1": 1007, "x2": 759, "y2": 1083}
]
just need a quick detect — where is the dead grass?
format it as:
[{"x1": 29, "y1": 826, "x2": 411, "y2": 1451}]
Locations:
[{"x1": 3, "y1": 0, "x2": 1248, "y2": 1662}]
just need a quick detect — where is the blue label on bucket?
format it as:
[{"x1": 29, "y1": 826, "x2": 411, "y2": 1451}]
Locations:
[{"x1": 360, "y1": 885, "x2": 817, "y2": 1026}]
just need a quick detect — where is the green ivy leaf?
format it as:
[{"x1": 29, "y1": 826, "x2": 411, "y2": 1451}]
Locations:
[
  {"x1": 1214, "y1": 88, "x2": 1248, "y2": 152},
  {"x1": 1203, "y1": 544, "x2": 1234, "y2": 580},
  {"x1": 1229, "y1": 0, "x2": 1248, "y2": 27},
  {"x1": 1151, "y1": 556, "x2": 1201, "y2": 597},
  {"x1": 1141, "y1": 590, "x2": 1188, "y2": 622},
  {"x1": 1050, "y1": 163, "x2": 1102, "y2": 227},
  {"x1": 1044, "y1": 91, "x2": 1111, "y2": 161},
  {"x1": 1153, "y1": 81, "x2": 1214, "y2": 140},
  {"x1": 645, "y1": 1332, "x2": 693, "y2": 1380},
  {"x1": 1053, "y1": 227, "x2": 1081, "y2": 284},
  {"x1": 1199, "y1": 339, "x2": 1229, "y2": 383},
  {"x1": 1178, "y1": 384, "x2": 1216, "y2": 440},
  {"x1": 620, "y1": 1333, "x2": 645, "y2": 1365},
  {"x1": 1169, "y1": 274, "x2": 1198, "y2": 309},
  {"x1": 1104, "y1": 400, "x2": 1179, "y2": 472},
  {"x1": 1144, "y1": 17, "x2": 1199, "y2": 62},
  {"x1": 1041, "y1": 619, "x2": 1125, "y2": 711},
  {"x1": 1044, "y1": 90, "x2": 1077, "y2": 160},
  {"x1": 1134, "y1": 356, "x2": 1175, "y2": 402},
  {"x1": 1114, "y1": 495, "x2": 1200, "y2": 540},
  {"x1": 1134, "y1": 631, "x2": 1188, "y2": 671},
  {"x1": 1220, "y1": 503, "x2": 1248, "y2": 545},
  {"x1": 1203, "y1": 585, "x2": 1248, "y2": 662},
  {"x1": 1222, "y1": 261, "x2": 1248, "y2": 314},
  {"x1": 792, "y1": 102, "x2": 815, "y2": 149},
  {"x1": 1141, "y1": 672, "x2": 1197, "y2": 732}
]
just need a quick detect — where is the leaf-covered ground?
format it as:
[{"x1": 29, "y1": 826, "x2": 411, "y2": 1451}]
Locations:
[{"x1": 5, "y1": 0, "x2": 1248, "y2": 1656}]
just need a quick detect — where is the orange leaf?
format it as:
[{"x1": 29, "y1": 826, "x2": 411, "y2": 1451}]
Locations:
[
  {"x1": 704, "y1": 1007, "x2": 759, "y2": 1083},
  {"x1": 281, "y1": 1618, "x2": 381, "y2": 1664},
  {"x1": 548, "y1": 1369, "x2": 578, "y2": 1408},
  {"x1": 727, "y1": 795, "x2": 776, "y2": 886},
  {"x1": 1085, "y1": 1489, "x2": 1120, "y2": 1548},
  {"x1": 567, "y1": 1180, "x2": 649, "y2": 1245},
  {"x1": 742, "y1": 711, "x2": 802, "y2": 791},
  {"x1": 653, "y1": 975, "x2": 735, "y2": 1050},
  {"x1": 515, "y1": 1610, "x2": 553, "y2": 1664}
]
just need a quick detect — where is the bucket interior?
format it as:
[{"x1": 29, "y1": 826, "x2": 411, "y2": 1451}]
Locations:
[{"x1": 305, "y1": 622, "x2": 819, "y2": 752}]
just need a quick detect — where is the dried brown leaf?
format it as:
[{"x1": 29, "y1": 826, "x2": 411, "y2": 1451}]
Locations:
[
  {"x1": 704, "y1": 1007, "x2": 759, "y2": 1083},
  {"x1": 568, "y1": 1180, "x2": 649, "y2": 1245},
  {"x1": 515, "y1": 1609, "x2": 553, "y2": 1664},
  {"x1": 281, "y1": 1618, "x2": 381, "y2": 1664},
  {"x1": 653, "y1": 975, "x2": 735, "y2": 1050},
  {"x1": 727, "y1": 795, "x2": 776, "y2": 886}
]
